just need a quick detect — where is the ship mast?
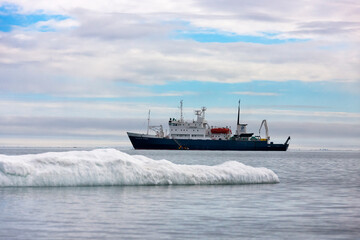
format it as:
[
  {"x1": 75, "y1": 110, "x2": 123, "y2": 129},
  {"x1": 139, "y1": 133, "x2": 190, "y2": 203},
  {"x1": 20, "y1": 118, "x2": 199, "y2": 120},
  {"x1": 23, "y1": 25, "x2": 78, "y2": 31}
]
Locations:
[
  {"x1": 236, "y1": 100, "x2": 247, "y2": 135},
  {"x1": 180, "y1": 100, "x2": 184, "y2": 122},
  {"x1": 147, "y1": 110, "x2": 150, "y2": 135},
  {"x1": 237, "y1": 100, "x2": 240, "y2": 125}
]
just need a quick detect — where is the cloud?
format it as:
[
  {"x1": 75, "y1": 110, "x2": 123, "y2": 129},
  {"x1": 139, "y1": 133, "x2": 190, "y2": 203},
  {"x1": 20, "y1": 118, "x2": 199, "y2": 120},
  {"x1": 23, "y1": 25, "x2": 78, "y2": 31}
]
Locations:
[
  {"x1": 73, "y1": 10, "x2": 174, "y2": 40},
  {"x1": 231, "y1": 91, "x2": 279, "y2": 96},
  {"x1": 0, "y1": 116, "x2": 359, "y2": 149},
  {"x1": 0, "y1": 0, "x2": 358, "y2": 92},
  {"x1": 252, "y1": 105, "x2": 330, "y2": 110},
  {"x1": 0, "y1": 99, "x2": 358, "y2": 124},
  {"x1": 32, "y1": 18, "x2": 80, "y2": 31},
  {"x1": 0, "y1": 32, "x2": 358, "y2": 95},
  {"x1": 208, "y1": 107, "x2": 360, "y2": 122},
  {"x1": 190, "y1": 0, "x2": 360, "y2": 40},
  {"x1": 5, "y1": 0, "x2": 360, "y2": 40}
]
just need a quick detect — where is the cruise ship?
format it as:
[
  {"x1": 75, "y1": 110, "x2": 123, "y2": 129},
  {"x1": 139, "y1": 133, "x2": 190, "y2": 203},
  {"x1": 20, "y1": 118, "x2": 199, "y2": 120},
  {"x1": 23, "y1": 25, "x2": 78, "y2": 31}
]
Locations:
[{"x1": 127, "y1": 101, "x2": 290, "y2": 151}]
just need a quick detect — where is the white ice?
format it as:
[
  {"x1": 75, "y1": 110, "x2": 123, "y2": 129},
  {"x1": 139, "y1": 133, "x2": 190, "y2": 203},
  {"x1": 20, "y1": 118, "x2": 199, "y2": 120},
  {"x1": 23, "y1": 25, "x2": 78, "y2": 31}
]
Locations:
[{"x1": 0, "y1": 149, "x2": 279, "y2": 187}]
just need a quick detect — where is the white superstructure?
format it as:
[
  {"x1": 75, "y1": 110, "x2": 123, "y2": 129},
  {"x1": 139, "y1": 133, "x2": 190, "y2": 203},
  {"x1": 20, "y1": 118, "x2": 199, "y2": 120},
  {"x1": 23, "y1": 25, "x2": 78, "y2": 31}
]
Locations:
[{"x1": 168, "y1": 105, "x2": 210, "y2": 139}]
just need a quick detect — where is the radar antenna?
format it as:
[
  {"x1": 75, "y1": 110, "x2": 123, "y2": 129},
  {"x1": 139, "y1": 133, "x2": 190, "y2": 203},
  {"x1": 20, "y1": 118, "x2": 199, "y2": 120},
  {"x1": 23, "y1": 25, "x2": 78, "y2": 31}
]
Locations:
[{"x1": 201, "y1": 107, "x2": 207, "y2": 117}]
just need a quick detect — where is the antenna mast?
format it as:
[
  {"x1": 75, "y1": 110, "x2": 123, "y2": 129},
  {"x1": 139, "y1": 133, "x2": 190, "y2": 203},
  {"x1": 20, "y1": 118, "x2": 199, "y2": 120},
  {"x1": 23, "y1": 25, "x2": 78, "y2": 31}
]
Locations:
[
  {"x1": 147, "y1": 110, "x2": 150, "y2": 135},
  {"x1": 180, "y1": 100, "x2": 183, "y2": 122},
  {"x1": 237, "y1": 100, "x2": 241, "y2": 125}
]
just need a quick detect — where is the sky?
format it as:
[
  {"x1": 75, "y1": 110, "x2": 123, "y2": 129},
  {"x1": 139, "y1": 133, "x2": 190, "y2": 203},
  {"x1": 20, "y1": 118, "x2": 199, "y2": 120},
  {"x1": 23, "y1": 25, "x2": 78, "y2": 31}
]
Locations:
[{"x1": 0, "y1": 0, "x2": 359, "y2": 150}]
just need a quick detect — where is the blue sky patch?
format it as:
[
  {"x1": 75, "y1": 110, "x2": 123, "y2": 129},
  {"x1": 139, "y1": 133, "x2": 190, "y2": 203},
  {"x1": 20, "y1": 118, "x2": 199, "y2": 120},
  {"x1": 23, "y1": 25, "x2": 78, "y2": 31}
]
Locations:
[
  {"x1": 0, "y1": 3, "x2": 69, "y2": 32},
  {"x1": 173, "y1": 29, "x2": 308, "y2": 44}
]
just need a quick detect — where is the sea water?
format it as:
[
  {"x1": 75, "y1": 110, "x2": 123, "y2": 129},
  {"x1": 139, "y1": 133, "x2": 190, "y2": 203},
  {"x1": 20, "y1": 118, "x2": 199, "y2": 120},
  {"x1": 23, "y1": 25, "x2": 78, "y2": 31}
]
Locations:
[{"x1": 0, "y1": 148, "x2": 359, "y2": 240}]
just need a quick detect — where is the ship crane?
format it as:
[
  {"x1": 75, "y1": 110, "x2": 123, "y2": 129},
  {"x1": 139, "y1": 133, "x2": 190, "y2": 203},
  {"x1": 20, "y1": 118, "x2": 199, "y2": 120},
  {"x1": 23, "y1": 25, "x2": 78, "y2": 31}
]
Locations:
[{"x1": 259, "y1": 120, "x2": 270, "y2": 140}]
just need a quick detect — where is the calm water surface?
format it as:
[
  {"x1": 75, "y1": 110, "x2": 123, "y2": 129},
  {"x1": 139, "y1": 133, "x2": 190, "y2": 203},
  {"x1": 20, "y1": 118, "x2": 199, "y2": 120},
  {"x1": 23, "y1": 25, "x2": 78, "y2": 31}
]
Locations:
[{"x1": 0, "y1": 148, "x2": 359, "y2": 239}]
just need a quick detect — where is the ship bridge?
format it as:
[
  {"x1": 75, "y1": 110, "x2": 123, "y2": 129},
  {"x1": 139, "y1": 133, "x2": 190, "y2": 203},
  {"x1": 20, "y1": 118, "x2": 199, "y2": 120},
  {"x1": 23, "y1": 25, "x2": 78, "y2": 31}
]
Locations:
[{"x1": 168, "y1": 105, "x2": 210, "y2": 139}]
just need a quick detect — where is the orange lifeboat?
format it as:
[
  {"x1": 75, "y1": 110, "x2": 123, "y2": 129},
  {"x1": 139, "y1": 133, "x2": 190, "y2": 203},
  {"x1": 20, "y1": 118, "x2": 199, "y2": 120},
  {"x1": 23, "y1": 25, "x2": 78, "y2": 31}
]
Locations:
[{"x1": 211, "y1": 128, "x2": 231, "y2": 134}]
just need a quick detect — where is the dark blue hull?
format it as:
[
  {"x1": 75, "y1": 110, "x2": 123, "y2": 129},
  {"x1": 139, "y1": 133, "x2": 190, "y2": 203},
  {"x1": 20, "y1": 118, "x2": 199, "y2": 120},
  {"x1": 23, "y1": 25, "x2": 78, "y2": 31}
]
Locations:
[{"x1": 128, "y1": 133, "x2": 289, "y2": 151}]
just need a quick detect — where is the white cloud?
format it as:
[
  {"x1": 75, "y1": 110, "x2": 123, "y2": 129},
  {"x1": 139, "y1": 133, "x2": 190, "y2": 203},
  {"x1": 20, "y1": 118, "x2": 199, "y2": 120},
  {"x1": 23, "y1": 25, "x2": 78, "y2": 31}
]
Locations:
[
  {"x1": 0, "y1": 34, "x2": 358, "y2": 95},
  {"x1": 231, "y1": 91, "x2": 279, "y2": 96},
  {"x1": 0, "y1": 0, "x2": 358, "y2": 93},
  {"x1": 33, "y1": 18, "x2": 80, "y2": 31},
  {"x1": 6, "y1": 0, "x2": 360, "y2": 41},
  {"x1": 1, "y1": 99, "x2": 359, "y2": 124},
  {"x1": 0, "y1": 115, "x2": 359, "y2": 149}
]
